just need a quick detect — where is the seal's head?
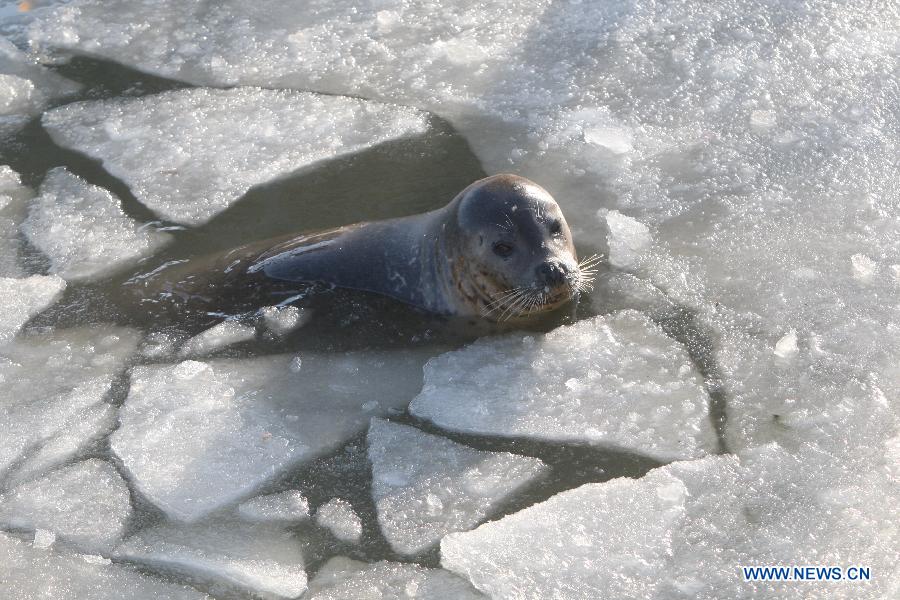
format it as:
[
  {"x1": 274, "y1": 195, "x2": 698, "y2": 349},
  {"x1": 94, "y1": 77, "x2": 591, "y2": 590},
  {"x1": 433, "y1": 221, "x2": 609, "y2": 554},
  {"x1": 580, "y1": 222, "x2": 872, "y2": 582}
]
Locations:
[{"x1": 446, "y1": 174, "x2": 598, "y2": 321}]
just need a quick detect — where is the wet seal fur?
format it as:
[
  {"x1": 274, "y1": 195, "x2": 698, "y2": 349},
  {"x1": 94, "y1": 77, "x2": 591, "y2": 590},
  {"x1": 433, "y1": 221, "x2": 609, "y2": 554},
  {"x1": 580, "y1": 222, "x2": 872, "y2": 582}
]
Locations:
[{"x1": 129, "y1": 174, "x2": 598, "y2": 322}]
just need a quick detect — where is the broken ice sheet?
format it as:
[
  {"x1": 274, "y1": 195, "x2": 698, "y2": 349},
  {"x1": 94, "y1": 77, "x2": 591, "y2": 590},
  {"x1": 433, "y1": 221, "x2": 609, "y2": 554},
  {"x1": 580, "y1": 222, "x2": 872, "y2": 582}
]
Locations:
[
  {"x1": 22, "y1": 167, "x2": 170, "y2": 282},
  {"x1": 42, "y1": 87, "x2": 429, "y2": 225},
  {"x1": 0, "y1": 459, "x2": 131, "y2": 552},
  {"x1": 237, "y1": 490, "x2": 310, "y2": 524},
  {"x1": 368, "y1": 419, "x2": 546, "y2": 556},
  {"x1": 0, "y1": 530, "x2": 210, "y2": 600},
  {"x1": 112, "y1": 349, "x2": 431, "y2": 522},
  {"x1": 306, "y1": 556, "x2": 486, "y2": 600},
  {"x1": 315, "y1": 498, "x2": 362, "y2": 544},
  {"x1": 115, "y1": 522, "x2": 307, "y2": 600},
  {"x1": 0, "y1": 37, "x2": 78, "y2": 136},
  {"x1": 0, "y1": 274, "x2": 65, "y2": 343},
  {"x1": 0, "y1": 164, "x2": 33, "y2": 278},
  {"x1": 0, "y1": 326, "x2": 139, "y2": 484},
  {"x1": 410, "y1": 310, "x2": 717, "y2": 461},
  {"x1": 442, "y1": 441, "x2": 900, "y2": 600}
]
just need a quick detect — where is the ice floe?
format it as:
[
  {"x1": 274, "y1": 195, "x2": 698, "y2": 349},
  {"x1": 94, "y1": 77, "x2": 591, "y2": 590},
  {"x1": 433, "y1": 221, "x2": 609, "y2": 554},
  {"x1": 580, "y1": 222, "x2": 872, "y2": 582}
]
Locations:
[
  {"x1": 368, "y1": 419, "x2": 546, "y2": 556},
  {"x1": 112, "y1": 349, "x2": 430, "y2": 522},
  {"x1": 0, "y1": 530, "x2": 211, "y2": 599},
  {"x1": 442, "y1": 442, "x2": 900, "y2": 600},
  {"x1": 410, "y1": 311, "x2": 716, "y2": 461},
  {"x1": 0, "y1": 165, "x2": 31, "y2": 278},
  {"x1": 115, "y1": 522, "x2": 307, "y2": 599},
  {"x1": 177, "y1": 320, "x2": 256, "y2": 357},
  {"x1": 0, "y1": 459, "x2": 130, "y2": 552},
  {"x1": 42, "y1": 87, "x2": 429, "y2": 225},
  {"x1": 315, "y1": 498, "x2": 362, "y2": 544},
  {"x1": 237, "y1": 490, "x2": 310, "y2": 524},
  {"x1": 306, "y1": 556, "x2": 486, "y2": 599},
  {"x1": 0, "y1": 326, "x2": 138, "y2": 484},
  {"x1": 0, "y1": 274, "x2": 65, "y2": 343},
  {"x1": 0, "y1": 37, "x2": 77, "y2": 135},
  {"x1": 22, "y1": 167, "x2": 169, "y2": 282}
]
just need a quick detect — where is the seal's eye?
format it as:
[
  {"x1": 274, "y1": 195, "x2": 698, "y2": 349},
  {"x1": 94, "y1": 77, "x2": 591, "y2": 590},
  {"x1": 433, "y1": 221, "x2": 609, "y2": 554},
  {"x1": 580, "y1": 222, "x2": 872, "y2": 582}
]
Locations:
[
  {"x1": 492, "y1": 242, "x2": 514, "y2": 258},
  {"x1": 549, "y1": 220, "x2": 562, "y2": 235}
]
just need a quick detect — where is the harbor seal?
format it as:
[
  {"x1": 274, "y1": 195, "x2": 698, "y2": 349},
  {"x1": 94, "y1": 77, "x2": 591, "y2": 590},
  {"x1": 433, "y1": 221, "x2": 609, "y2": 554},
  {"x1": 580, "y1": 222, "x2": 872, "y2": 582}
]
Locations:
[{"x1": 126, "y1": 174, "x2": 598, "y2": 322}]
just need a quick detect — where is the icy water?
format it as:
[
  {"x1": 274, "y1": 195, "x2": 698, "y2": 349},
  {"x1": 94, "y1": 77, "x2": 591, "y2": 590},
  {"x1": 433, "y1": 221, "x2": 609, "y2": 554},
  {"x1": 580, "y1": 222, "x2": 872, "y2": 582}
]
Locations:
[{"x1": 2, "y1": 55, "x2": 673, "y2": 594}]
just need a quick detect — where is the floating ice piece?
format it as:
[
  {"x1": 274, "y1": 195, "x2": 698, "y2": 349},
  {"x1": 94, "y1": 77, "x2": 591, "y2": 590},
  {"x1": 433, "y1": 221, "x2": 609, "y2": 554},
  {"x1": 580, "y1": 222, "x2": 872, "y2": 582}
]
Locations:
[
  {"x1": 0, "y1": 274, "x2": 65, "y2": 343},
  {"x1": 0, "y1": 531, "x2": 210, "y2": 600},
  {"x1": 0, "y1": 459, "x2": 131, "y2": 552},
  {"x1": 177, "y1": 320, "x2": 256, "y2": 357},
  {"x1": 306, "y1": 556, "x2": 486, "y2": 599},
  {"x1": 32, "y1": 528, "x2": 55, "y2": 550},
  {"x1": 22, "y1": 168, "x2": 169, "y2": 282},
  {"x1": 0, "y1": 326, "x2": 138, "y2": 484},
  {"x1": 0, "y1": 165, "x2": 32, "y2": 278},
  {"x1": 238, "y1": 490, "x2": 310, "y2": 524},
  {"x1": 0, "y1": 38, "x2": 78, "y2": 135},
  {"x1": 411, "y1": 311, "x2": 716, "y2": 461},
  {"x1": 443, "y1": 443, "x2": 900, "y2": 599},
  {"x1": 368, "y1": 419, "x2": 546, "y2": 556},
  {"x1": 260, "y1": 305, "x2": 307, "y2": 337},
  {"x1": 605, "y1": 210, "x2": 652, "y2": 270},
  {"x1": 315, "y1": 498, "x2": 362, "y2": 544},
  {"x1": 42, "y1": 87, "x2": 429, "y2": 225},
  {"x1": 112, "y1": 349, "x2": 430, "y2": 522},
  {"x1": 773, "y1": 329, "x2": 798, "y2": 359},
  {"x1": 115, "y1": 523, "x2": 307, "y2": 600}
]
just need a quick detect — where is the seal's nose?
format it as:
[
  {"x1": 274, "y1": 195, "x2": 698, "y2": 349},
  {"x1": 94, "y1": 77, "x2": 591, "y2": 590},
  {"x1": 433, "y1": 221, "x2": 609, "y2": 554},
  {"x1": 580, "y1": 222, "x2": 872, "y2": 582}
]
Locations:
[{"x1": 536, "y1": 262, "x2": 568, "y2": 287}]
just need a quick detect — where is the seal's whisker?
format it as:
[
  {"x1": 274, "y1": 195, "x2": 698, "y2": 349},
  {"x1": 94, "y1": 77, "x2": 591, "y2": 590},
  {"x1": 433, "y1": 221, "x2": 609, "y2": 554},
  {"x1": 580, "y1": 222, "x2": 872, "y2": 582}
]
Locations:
[{"x1": 500, "y1": 289, "x2": 532, "y2": 321}]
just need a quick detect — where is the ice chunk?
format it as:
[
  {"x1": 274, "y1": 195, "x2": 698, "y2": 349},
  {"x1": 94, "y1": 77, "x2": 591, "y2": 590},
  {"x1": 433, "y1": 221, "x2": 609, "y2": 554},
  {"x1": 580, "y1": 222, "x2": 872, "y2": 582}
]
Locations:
[
  {"x1": 411, "y1": 311, "x2": 716, "y2": 461},
  {"x1": 22, "y1": 168, "x2": 169, "y2": 282},
  {"x1": 260, "y1": 305, "x2": 307, "y2": 337},
  {"x1": 0, "y1": 326, "x2": 139, "y2": 484},
  {"x1": 306, "y1": 556, "x2": 486, "y2": 599},
  {"x1": 32, "y1": 528, "x2": 55, "y2": 549},
  {"x1": 177, "y1": 320, "x2": 256, "y2": 357},
  {"x1": 0, "y1": 165, "x2": 33, "y2": 278},
  {"x1": 368, "y1": 419, "x2": 546, "y2": 555},
  {"x1": 315, "y1": 498, "x2": 362, "y2": 544},
  {"x1": 112, "y1": 349, "x2": 430, "y2": 521},
  {"x1": 0, "y1": 274, "x2": 65, "y2": 343},
  {"x1": 0, "y1": 459, "x2": 131, "y2": 551},
  {"x1": 442, "y1": 464, "x2": 688, "y2": 599},
  {"x1": 605, "y1": 210, "x2": 652, "y2": 270},
  {"x1": 445, "y1": 442, "x2": 900, "y2": 599},
  {"x1": 42, "y1": 87, "x2": 429, "y2": 225},
  {"x1": 0, "y1": 531, "x2": 211, "y2": 599},
  {"x1": 115, "y1": 523, "x2": 307, "y2": 600},
  {"x1": 238, "y1": 490, "x2": 310, "y2": 524},
  {"x1": 773, "y1": 329, "x2": 798, "y2": 359},
  {"x1": 0, "y1": 37, "x2": 78, "y2": 135}
]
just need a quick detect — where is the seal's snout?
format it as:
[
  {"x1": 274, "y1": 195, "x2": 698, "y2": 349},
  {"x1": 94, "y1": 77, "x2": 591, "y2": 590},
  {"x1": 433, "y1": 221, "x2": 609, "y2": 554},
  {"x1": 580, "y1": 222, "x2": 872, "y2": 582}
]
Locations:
[{"x1": 536, "y1": 261, "x2": 570, "y2": 287}]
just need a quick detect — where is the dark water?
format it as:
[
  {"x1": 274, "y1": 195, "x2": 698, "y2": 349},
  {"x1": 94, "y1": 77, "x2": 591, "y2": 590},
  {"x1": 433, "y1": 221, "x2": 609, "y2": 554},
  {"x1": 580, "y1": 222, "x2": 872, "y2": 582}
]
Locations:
[{"x1": 3, "y1": 56, "x2": 691, "y2": 597}]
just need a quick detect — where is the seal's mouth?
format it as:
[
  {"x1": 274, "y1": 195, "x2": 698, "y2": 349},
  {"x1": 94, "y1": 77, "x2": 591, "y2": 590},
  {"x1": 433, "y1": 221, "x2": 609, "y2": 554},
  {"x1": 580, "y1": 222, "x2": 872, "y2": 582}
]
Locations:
[{"x1": 481, "y1": 254, "x2": 602, "y2": 321}]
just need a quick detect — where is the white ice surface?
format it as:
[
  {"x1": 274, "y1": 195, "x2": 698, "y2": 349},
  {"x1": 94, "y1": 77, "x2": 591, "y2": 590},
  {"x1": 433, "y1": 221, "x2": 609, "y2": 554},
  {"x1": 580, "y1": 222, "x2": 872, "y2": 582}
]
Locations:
[
  {"x1": 411, "y1": 311, "x2": 716, "y2": 461},
  {"x1": 22, "y1": 167, "x2": 169, "y2": 281},
  {"x1": 115, "y1": 522, "x2": 307, "y2": 600},
  {"x1": 0, "y1": 326, "x2": 138, "y2": 485},
  {"x1": 0, "y1": 459, "x2": 130, "y2": 552},
  {"x1": 0, "y1": 530, "x2": 211, "y2": 600},
  {"x1": 42, "y1": 87, "x2": 429, "y2": 225},
  {"x1": 443, "y1": 442, "x2": 900, "y2": 600},
  {"x1": 0, "y1": 165, "x2": 32, "y2": 277},
  {"x1": 0, "y1": 274, "x2": 65, "y2": 343},
  {"x1": 238, "y1": 490, "x2": 309, "y2": 524},
  {"x1": 112, "y1": 349, "x2": 430, "y2": 522},
  {"x1": 177, "y1": 320, "x2": 256, "y2": 357},
  {"x1": 0, "y1": 37, "x2": 77, "y2": 135},
  {"x1": 315, "y1": 498, "x2": 362, "y2": 544},
  {"x1": 306, "y1": 556, "x2": 486, "y2": 600},
  {"x1": 368, "y1": 419, "x2": 546, "y2": 556}
]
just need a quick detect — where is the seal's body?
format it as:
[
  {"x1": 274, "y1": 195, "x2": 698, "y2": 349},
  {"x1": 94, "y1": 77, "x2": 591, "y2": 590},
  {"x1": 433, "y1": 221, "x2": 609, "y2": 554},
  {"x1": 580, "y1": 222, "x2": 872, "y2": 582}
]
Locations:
[{"x1": 126, "y1": 174, "x2": 594, "y2": 322}]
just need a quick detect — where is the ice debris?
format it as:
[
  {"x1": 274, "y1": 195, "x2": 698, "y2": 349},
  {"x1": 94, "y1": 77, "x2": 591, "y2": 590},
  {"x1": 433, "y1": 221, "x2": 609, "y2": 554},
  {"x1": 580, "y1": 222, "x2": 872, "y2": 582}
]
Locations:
[
  {"x1": 368, "y1": 419, "x2": 546, "y2": 555},
  {"x1": 315, "y1": 498, "x2": 362, "y2": 544}
]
